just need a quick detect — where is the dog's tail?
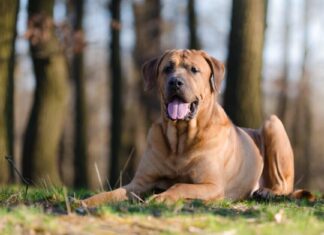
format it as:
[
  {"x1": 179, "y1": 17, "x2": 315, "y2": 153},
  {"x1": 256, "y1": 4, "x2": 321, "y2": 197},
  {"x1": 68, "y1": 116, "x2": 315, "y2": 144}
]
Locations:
[
  {"x1": 252, "y1": 188, "x2": 318, "y2": 202},
  {"x1": 289, "y1": 189, "x2": 317, "y2": 202}
]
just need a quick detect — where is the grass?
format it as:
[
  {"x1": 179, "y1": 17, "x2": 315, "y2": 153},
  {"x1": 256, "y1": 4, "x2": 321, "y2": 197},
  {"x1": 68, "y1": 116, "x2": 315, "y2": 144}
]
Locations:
[{"x1": 0, "y1": 186, "x2": 323, "y2": 234}]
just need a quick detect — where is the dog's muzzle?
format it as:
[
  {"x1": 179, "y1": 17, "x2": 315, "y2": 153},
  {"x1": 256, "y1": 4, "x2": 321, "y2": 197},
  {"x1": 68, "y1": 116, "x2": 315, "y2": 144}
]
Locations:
[{"x1": 165, "y1": 76, "x2": 199, "y2": 121}]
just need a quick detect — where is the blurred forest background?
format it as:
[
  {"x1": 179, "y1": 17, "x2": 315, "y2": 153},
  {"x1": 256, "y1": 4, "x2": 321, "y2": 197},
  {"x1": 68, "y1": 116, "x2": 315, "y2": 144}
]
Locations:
[{"x1": 1, "y1": 0, "x2": 324, "y2": 192}]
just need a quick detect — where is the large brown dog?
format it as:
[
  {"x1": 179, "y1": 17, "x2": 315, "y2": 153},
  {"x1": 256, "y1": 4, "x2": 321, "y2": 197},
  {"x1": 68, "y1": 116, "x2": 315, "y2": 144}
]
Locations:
[{"x1": 83, "y1": 49, "x2": 294, "y2": 207}]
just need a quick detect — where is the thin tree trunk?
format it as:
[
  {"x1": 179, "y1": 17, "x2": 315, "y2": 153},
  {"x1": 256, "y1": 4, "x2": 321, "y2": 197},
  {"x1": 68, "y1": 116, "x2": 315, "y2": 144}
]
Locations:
[
  {"x1": 133, "y1": 0, "x2": 161, "y2": 123},
  {"x1": 22, "y1": 0, "x2": 69, "y2": 185},
  {"x1": 109, "y1": 0, "x2": 123, "y2": 186},
  {"x1": 72, "y1": 0, "x2": 88, "y2": 188},
  {"x1": 291, "y1": 0, "x2": 312, "y2": 188},
  {"x1": 277, "y1": 0, "x2": 291, "y2": 121},
  {"x1": 223, "y1": 0, "x2": 266, "y2": 128},
  {"x1": 130, "y1": 0, "x2": 161, "y2": 178},
  {"x1": 0, "y1": 0, "x2": 19, "y2": 184},
  {"x1": 187, "y1": 0, "x2": 201, "y2": 49}
]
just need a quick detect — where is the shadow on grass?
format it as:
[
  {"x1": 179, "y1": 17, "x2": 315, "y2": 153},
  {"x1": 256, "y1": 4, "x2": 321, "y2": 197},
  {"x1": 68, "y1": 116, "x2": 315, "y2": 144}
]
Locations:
[
  {"x1": 313, "y1": 198, "x2": 324, "y2": 221},
  {"x1": 107, "y1": 199, "x2": 261, "y2": 219},
  {"x1": 210, "y1": 207, "x2": 260, "y2": 218},
  {"x1": 314, "y1": 210, "x2": 324, "y2": 221},
  {"x1": 1, "y1": 186, "x2": 323, "y2": 221},
  {"x1": 106, "y1": 195, "x2": 324, "y2": 221}
]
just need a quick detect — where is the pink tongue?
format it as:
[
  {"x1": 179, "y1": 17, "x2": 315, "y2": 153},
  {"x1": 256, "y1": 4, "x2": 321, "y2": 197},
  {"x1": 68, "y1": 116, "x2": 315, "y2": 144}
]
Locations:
[{"x1": 167, "y1": 99, "x2": 190, "y2": 120}]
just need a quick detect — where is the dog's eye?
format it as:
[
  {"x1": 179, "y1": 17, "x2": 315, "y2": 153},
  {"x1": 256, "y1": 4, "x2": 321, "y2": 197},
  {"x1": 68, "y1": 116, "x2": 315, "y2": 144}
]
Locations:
[
  {"x1": 164, "y1": 64, "x2": 174, "y2": 74},
  {"x1": 191, "y1": 66, "x2": 199, "y2": 74}
]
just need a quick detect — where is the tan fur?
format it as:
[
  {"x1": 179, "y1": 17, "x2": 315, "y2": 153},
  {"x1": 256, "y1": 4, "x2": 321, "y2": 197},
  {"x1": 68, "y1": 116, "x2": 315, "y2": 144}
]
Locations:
[{"x1": 83, "y1": 50, "x2": 294, "y2": 207}]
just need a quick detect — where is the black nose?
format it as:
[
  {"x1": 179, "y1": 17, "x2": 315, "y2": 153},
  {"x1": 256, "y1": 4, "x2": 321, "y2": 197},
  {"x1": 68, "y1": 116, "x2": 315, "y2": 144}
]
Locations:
[{"x1": 168, "y1": 77, "x2": 184, "y2": 89}]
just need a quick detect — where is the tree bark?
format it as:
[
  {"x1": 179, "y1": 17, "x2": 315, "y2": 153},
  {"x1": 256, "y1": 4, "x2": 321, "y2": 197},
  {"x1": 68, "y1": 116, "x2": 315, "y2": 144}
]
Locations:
[
  {"x1": 72, "y1": 0, "x2": 88, "y2": 188},
  {"x1": 133, "y1": 0, "x2": 161, "y2": 69},
  {"x1": 277, "y1": 0, "x2": 291, "y2": 121},
  {"x1": 22, "y1": 0, "x2": 69, "y2": 185},
  {"x1": 223, "y1": 0, "x2": 266, "y2": 128},
  {"x1": 130, "y1": 0, "x2": 161, "y2": 178},
  {"x1": 133, "y1": 0, "x2": 162, "y2": 125},
  {"x1": 291, "y1": 0, "x2": 312, "y2": 188},
  {"x1": 133, "y1": 0, "x2": 161, "y2": 124},
  {"x1": 0, "y1": 0, "x2": 19, "y2": 184},
  {"x1": 187, "y1": 0, "x2": 201, "y2": 49},
  {"x1": 109, "y1": 0, "x2": 123, "y2": 186}
]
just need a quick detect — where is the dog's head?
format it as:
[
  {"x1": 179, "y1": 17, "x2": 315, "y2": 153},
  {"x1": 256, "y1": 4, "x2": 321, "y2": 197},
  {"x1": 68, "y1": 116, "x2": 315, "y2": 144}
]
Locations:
[{"x1": 142, "y1": 49, "x2": 225, "y2": 121}]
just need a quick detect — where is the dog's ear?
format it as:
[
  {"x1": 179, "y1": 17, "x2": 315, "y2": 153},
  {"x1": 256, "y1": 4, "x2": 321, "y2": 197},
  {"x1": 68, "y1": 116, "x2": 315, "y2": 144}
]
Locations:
[
  {"x1": 142, "y1": 51, "x2": 172, "y2": 92},
  {"x1": 203, "y1": 53, "x2": 225, "y2": 93},
  {"x1": 142, "y1": 57, "x2": 159, "y2": 92}
]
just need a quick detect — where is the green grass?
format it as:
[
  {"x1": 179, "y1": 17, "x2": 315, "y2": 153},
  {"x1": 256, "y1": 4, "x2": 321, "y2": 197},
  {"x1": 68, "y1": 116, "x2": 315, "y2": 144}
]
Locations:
[{"x1": 0, "y1": 186, "x2": 323, "y2": 234}]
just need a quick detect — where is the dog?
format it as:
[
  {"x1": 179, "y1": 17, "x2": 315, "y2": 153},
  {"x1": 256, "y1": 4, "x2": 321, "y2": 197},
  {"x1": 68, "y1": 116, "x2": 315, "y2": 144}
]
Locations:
[{"x1": 82, "y1": 49, "x2": 295, "y2": 207}]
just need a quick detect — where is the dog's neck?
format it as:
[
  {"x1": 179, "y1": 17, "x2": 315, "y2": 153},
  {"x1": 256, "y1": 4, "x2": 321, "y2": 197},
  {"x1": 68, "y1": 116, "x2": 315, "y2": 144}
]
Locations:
[{"x1": 161, "y1": 94, "x2": 230, "y2": 155}]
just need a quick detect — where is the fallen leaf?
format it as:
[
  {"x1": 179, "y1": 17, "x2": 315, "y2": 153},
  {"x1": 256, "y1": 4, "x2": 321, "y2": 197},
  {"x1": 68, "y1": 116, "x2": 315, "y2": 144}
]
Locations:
[
  {"x1": 274, "y1": 209, "x2": 284, "y2": 223},
  {"x1": 221, "y1": 229, "x2": 236, "y2": 235}
]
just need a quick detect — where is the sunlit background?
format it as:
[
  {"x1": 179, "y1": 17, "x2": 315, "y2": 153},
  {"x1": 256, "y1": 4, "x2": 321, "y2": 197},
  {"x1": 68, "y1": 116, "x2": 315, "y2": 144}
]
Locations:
[{"x1": 7, "y1": 0, "x2": 324, "y2": 191}]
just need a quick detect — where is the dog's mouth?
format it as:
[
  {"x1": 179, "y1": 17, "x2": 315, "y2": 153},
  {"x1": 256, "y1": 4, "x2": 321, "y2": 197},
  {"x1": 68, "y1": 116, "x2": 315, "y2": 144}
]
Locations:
[{"x1": 165, "y1": 96, "x2": 199, "y2": 121}]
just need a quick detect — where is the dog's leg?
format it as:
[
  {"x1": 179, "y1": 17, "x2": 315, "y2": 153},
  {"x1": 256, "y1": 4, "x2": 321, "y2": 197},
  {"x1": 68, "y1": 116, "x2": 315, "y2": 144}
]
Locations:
[
  {"x1": 82, "y1": 153, "x2": 161, "y2": 207},
  {"x1": 81, "y1": 186, "x2": 129, "y2": 207},
  {"x1": 151, "y1": 183, "x2": 224, "y2": 203},
  {"x1": 259, "y1": 115, "x2": 294, "y2": 196},
  {"x1": 82, "y1": 177, "x2": 155, "y2": 207}
]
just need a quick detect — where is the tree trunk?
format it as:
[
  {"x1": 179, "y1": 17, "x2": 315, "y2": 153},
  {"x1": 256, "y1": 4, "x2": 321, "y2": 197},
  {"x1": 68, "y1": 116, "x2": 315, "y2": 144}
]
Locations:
[
  {"x1": 223, "y1": 0, "x2": 266, "y2": 128},
  {"x1": 109, "y1": 0, "x2": 123, "y2": 186},
  {"x1": 291, "y1": 0, "x2": 312, "y2": 188},
  {"x1": 72, "y1": 0, "x2": 88, "y2": 188},
  {"x1": 133, "y1": 0, "x2": 161, "y2": 124},
  {"x1": 187, "y1": 0, "x2": 201, "y2": 49},
  {"x1": 129, "y1": 0, "x2": 161, "y2": 179},
  {"x1": 22, "y1": 0, "x2": 69, "y2": 185},
  {"x1": 277, "y1": 0, "x2": 291, "y2": 121},
  {"x1": 0, "y1": 0, "x2": 19, "y2": 184}
]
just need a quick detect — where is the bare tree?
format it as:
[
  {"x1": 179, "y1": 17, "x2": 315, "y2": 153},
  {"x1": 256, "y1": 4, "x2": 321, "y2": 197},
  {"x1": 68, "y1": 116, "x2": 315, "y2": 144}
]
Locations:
[
  {"x1": 128, "y1": 0, "x2": 162, "y2": 179},
  {"x1": 0, "y1": 0, "x2": 19, "y2": 184},
  {"x1": 291, "y1": 0, "x2": 312, "y2": 188},
  {"x1": 133, "y1": 0, "x2": 161, "y2": 124},
  {"x1": 223, "y1": 0, "x2": 267, "y2": 128},
  {"x1": 71, "y1": 0, "x2": 89, "y2": 188},
  {"x1": 187, "y1": 0, "x2": 201, "y2": 49},
  {"x1": 22, "y1": 0, "x2": 69, "y2": 185},
  {"x1": 277, "y1": 0, "x2": 291, "y2": 121},
  {"x1": 109, "y1": 0, "x2": 123, "y2": 186}
]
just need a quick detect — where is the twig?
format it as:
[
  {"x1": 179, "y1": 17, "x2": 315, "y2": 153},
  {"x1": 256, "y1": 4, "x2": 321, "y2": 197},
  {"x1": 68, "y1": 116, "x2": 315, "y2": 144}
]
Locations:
[
  {"x1": 294, "y1": 175, "x2": 304, "y2": 188},
  {"x1": 43, "y1": 178, "x2": 50, "y2": 195},
  {"x1": 130, "y1": 191, "x2": 145, "y2": 203},
  {"x1": 119, "y1": 171, "x2": 122, "y2": 188},
  {"x1": 5, "y1": 156, "x2": 30, "y2": 199},
  {"x1": 94, "y1": 162, "x2": 104, "y2": 192},
  {"x1": 106, "y1": 179, "x2": 112, "y2": 191},
  {"x1": 80, "y1": 200, "x2": 91, "y2": 215},
  {"x1": 113, "y1": 148, "x2": 135, "y2": 188},
  {"x1": 121, "y1": 148, "x2": 135, "y2": 175},
  {"x1": 63, "y1": 187, "x2": 71, "y2": 215}
]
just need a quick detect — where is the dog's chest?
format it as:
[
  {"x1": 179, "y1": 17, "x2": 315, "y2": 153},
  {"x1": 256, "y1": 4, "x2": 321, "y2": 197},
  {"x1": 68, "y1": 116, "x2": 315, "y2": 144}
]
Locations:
[
  {"x1": 160, "y1": 151, "x2": 199, "y2": 183},
  {"x1": 165, "y1": 120, "x2": 198, "y2": 155},
  {"x1": 160, "y1": 120, "x2": 218, "y2": 182}
]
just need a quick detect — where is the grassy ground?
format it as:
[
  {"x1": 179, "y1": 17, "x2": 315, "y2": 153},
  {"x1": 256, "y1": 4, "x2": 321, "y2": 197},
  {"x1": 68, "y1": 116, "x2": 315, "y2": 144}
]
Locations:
[{"x1": 0, "y1": 186, "x2": 323, "y2": 235}]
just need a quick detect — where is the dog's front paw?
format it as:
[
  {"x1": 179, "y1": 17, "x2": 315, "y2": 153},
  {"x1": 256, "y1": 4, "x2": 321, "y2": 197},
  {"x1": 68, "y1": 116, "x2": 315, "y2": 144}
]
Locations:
[
  {"x1": 252, "y1": 188, "x2": 275, "y2": 201},
  {"x1": 149, "y1": 192, "x2": 178, "y2": 204}
]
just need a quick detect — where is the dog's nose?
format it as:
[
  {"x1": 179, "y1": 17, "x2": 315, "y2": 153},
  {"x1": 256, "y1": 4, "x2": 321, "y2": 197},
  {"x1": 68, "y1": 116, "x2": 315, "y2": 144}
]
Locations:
[{"x1": 168, "y1": 77, "x2": 184, "y2": 89}]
